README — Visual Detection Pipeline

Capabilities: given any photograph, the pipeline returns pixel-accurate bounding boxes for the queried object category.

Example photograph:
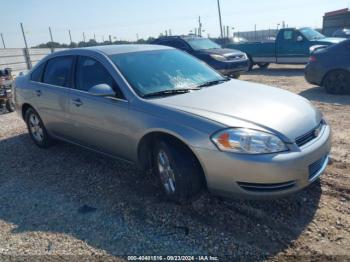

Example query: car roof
[53,44,173,56]
[154,35,203,42]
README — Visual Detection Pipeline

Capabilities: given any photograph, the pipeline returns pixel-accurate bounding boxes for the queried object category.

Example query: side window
[283,30,294,41]
[31,62,46,82]
[43,56,73,87]
[76,56,124,99]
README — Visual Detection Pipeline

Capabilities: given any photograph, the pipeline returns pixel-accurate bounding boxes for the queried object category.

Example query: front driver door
[66,55,133,161]
[277,29,309,64]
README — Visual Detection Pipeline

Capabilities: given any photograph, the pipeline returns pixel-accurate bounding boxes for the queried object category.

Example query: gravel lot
[0,64,349,261]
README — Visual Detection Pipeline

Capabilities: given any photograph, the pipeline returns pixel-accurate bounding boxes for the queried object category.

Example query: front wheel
[153,140,204,203]
[323,70,350,95]
[257,63,270,69]
[230,73,240,79]
[247,55,254,71]
[25,108,54,148]
[5,99,15,112]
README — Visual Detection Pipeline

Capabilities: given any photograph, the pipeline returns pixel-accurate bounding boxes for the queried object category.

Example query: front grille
[309,155,328,181]
[295,121,324,147]
[226,54,246,61]
[237,181,296,192]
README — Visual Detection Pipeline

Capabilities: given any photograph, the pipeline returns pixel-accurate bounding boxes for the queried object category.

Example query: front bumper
[212,60,250,76]
[305,63,324,86]
[193,124,331,199]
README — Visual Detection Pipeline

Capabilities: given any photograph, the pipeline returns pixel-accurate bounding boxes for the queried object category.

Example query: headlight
[210,54,227,62]
[211,128,288,154]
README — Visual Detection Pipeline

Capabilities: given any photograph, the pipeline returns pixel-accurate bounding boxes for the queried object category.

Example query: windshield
[110,49,225,97]
[300,28,325,40]
[184,38,221,50]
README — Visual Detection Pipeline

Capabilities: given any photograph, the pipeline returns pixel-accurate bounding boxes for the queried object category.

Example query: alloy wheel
[29,113,44,142]
[157,150,176,194]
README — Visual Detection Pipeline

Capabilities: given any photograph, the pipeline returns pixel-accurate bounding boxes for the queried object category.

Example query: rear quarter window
[283,31,294,40]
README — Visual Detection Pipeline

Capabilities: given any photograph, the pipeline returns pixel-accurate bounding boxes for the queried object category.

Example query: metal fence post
[20,23,32,69]
[23,48,32,70]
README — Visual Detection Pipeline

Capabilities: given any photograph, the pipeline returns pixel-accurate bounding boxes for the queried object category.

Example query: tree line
[34,37,157,48]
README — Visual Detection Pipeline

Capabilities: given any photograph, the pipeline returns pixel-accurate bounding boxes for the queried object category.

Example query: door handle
[35,90,42,97]
[72,98,83,107]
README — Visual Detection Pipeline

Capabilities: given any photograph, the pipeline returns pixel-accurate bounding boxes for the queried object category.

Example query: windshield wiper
[197,78,229,88]
[142,88,200,98]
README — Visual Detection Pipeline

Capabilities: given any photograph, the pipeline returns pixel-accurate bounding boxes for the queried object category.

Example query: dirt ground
[0,64,349,261]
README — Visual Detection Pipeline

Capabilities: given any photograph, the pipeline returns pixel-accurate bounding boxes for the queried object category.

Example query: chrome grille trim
[295,121,324,147]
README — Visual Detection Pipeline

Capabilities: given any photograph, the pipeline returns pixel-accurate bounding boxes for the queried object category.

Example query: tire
[323,70,350,95]
[257,63,270,69]
[5,100,15,112]
[230,73,241,79]
[247,55,254,71]
[152,139,204,203]
[25,108,54,148]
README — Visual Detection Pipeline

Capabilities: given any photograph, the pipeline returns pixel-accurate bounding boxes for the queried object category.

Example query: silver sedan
[15,45,331,202]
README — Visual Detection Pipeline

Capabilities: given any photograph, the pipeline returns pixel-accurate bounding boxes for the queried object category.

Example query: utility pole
[49,27,54,53]
[83,32,86,42]
[254,24,257,41]
[169,29,172,36]
[94,33,96,41]
[198,16,202,37]
[20,23,31,69]
[217,0,223,38]
[226,26,229,39]
[109,35,112,44]
[49,27,54,42]
[68,30,73,44]
[0,33,5,48]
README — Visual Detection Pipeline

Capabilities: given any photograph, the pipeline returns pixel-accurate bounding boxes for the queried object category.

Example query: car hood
[313,37,346,44]
[198,48,245,57]
[151,80,322,142]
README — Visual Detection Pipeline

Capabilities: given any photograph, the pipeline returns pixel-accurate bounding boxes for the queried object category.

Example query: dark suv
[152,36,250,78]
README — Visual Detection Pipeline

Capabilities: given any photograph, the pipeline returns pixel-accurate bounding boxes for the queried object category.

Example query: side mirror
[296,36,304,42]
[88,83,116,97]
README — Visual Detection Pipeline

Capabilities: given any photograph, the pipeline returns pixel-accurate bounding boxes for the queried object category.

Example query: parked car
[332,28,350,39]
[0,68,15,112]
[305,39,350,94]
[15,45,331,202]
[226,27,346,69]
[152,36,249,78]
[232,36,248,43]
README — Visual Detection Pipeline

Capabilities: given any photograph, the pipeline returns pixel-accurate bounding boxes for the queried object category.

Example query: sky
[0,0,349,48]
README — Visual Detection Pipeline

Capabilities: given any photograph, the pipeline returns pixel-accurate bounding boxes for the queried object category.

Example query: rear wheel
[152,139,204,203]
[25,108,54,148]
[323,70,350,95]
[5,100,15,112]
[257,63,270,69]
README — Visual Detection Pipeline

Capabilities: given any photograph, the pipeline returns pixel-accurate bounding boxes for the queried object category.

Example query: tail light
[0,77,5,85]
[309,56,317,62]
